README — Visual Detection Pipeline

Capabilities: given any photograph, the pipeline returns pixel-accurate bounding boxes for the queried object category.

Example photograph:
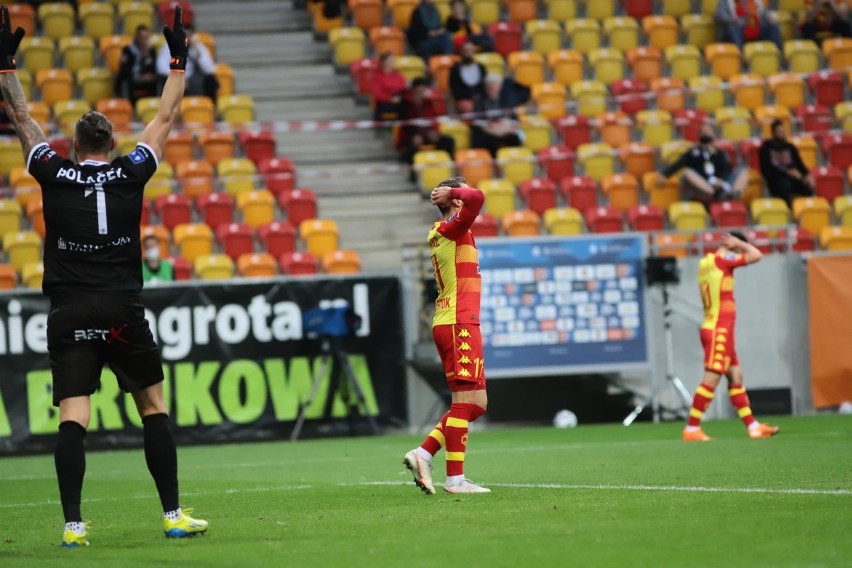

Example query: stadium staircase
[195,0,434,271]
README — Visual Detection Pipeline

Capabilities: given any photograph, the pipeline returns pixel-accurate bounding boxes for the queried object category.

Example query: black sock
[55,421,87,523]
[142,413,180,512]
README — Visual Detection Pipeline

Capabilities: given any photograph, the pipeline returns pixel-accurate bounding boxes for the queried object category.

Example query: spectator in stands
[398,77,455,169]
[408,0,454,59]
[471,74,522,157]
[801,0,851,42]
[445,0,494,53]
[715,0,782,49]
[156,23,218,100]
[116,25,158,105]
[658,122,748,204]
[372,52,408,121]
[759,119,815,207]
[448,42,486,114]
[142,235,174,286]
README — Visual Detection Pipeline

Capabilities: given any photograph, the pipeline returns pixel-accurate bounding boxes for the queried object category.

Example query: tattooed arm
[0,72,47,160]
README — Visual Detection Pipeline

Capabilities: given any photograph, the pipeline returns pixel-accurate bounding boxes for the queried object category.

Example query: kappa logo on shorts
[74,325,129,344]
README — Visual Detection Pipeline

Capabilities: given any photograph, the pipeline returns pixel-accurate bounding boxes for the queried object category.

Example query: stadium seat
[791,135,818,170]
[750,198,790,226]
[588,48,625,85]
[54,100,91,136]
[822,37,852,71]
[180,96,215,125]
[601,111,637,148]
[627,204,664,231]
[835,102,852,134]
[79,3,115,39]
[0,139,25,177]
[349,0,383,30]
[79,68,116,106]
[710,200,748,227]
[22,261,44,289]
[198,131,235,166]
[119,2,154,34]
[642,16,678,50]
[813,166,845,204]
[348,57,375,97]
[673,109,708,142]
[754,105,791,138]
[526,20,562,55]
[479,178,517,218]
[466,213,497,238]
[473,52,505,78]
[545,0,576,20]
[258,221,297,258]
[651,77,686,113]
[619,142,656,179]
[743,41,779,77]
[604,17,639,51]
[163,131,194,167]
[135,96,160,125]
[742,168,764,208]
[820,226,852,251]
[279,188,318,227]
[456,149,494,187]
[38,3,75,39]
[774,227,812,253]
[571,80,608,118]
[144,161,174,201]
[587,0,616,19]
[537,145,575,183]
[556,114,591,150]
[601,173,639,211]
[548,50,584,86]
[279,251,319,276]
[565,19,600,55]
[585,206,623,233]
[217,222,254,261]
[508,51,545,87]
[520,114,553,153]
[10,167,40,207]
[427,54,458,93]
[37,69,73,107]
[793,197,831,236]
[0,263,16,290]
[258,157,296,195]
[833,195,852,226]
[238,131,276,165]
[391,55,425,84]
[625,0,653,18]
[681,14,715,49]
[9,4,36,37]
[58,36,96,73]
[322,250,362,274]
[214,62,234,97]
[643,172,681,211]
[237,252,277,278]
[218,95,255,125]
[99,34,131,74]
[488,22,522,57]
[196,193,235,232]
[624,47,661,84]
[498,147,535,185]
[507,0,538,23]
[518,177,557,215]
[154,194,192,231]
[730,74,766,111]
[705,43,741,80]
[237,190,275,229]
[329,28,366,67]
[300,219,340,258]
[783,40,819,74]
[176,160,215,198]
[174,223,214,264]
[2,231,41,272]
[768,73,805,110]
[369,27,406,57]
[665,45,702,81]
[577,143,614,181]
[531,82,567,120]
[795,104,832,134]
[388,0,417,28]
[715,107,752,141]
[689,75,725,113]
[808,70,844,108]
[635,110,673,146]
[218,158,257,196]
[0,198,23,237]
[193,254,235,280]
[738,137,761,171]
[668,201,708,230]
[654,233,692,258]
[19,37,56,74]
[543,207,583,235]
[26,199,44,237]
[502,210,541,236]
[414,150,453,193]
[560,175,598,212]
[96,98,134,132]
[821,133,852,170]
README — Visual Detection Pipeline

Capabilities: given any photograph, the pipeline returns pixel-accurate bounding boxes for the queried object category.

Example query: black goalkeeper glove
[0,6,25,73]
[162,6,189,71]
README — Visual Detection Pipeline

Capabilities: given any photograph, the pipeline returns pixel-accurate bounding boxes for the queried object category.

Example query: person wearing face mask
[658,122,748,205]
[142,235,174,285]
[758,119,814,207]
[448,42,486,114]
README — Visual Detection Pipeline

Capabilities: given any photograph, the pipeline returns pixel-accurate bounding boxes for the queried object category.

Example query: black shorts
[47,301,164,406]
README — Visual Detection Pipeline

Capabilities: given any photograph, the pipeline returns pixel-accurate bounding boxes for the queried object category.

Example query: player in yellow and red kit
[403,177,491,494]
[683,231,781,441]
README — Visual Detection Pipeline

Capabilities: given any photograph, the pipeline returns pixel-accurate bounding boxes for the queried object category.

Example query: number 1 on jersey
[84,183,108,235]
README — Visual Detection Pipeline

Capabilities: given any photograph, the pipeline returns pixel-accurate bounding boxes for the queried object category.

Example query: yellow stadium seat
[642,15,678,50]
[729,74,766,111]
[218,95,255,124]
[118,2,154,34]
[26,101,50,130]
[214,63,234,97]
[54,99,91,136]
[439,120,470,152]
[519,114,553,152]
[2,231,41,272]
[665,44,702,81]
[531,82,567,120]
[144,162,174,200]
[300,219,340,258]
[751,198,790,226]
[21,261,44,289]
[0,199,22,238]
[526,20,562,55]
[565,19,600,55]
[635,110,673,147]
[754,105,791,138]
[586,0,615,19]
[116,134,140,157]
[790,135,818,170]
[36,68,73,107]
[662,0,691,16]
[741,169,763,208]
[19,37,56,74]
[79,3,115,39]
[328,27,365,67]
[181,96,215,125]
[474,52,505,77]
[456,148,493,187]
[502,210,541,236]
[414,150,453,193]
[767,73,805,110]
[58,36,96,72]
[705,43,741,80]
[821,226,852,250]
[743,41,779,77]
[322,250,362,274]
[218,158,257,196]
[571,80,607,118]
[643,171,681,211]
[395,55,426,83]
[548,50,584,86]
[833,195,852,226]
[194,254,235,280]
[835,102,852,133]
[681,14,715,49]
[99,35,131,74]
[822,37,852,71]
[468,0,499,23]
[588,47,624,85]
[235,252,277,278]
[783,40,819,74]
[601,173,639,211]
[668,201,708,230]
[77,67,113,106]
[792,197,831,236]
[577,142,615,181]
[479,178,516,217]
[546,0,576,20]
[543,207,583,235]
[174,223,214,263]
[715,106,752,141]
[603,17,639,51]
[236,190,275,229]
[497,147,535,185]
[701,0,719,15]
[508,51,545,87]
[662,141,694,170]
[38,3,75,40]
[688,75,725,113]
[135,97,160,125]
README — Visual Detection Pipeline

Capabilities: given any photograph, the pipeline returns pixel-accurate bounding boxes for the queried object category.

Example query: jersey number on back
[84,183,108,235]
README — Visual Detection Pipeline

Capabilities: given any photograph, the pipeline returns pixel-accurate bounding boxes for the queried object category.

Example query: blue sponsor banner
[477,234,650,378]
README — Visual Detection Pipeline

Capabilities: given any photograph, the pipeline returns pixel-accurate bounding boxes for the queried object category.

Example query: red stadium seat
[170,256,192,281]
[257,221,297,257]
[714,139,739,169]
[738,138,762,170]
[710,200,748,227]
[518,178,558,216]
[154,194,191,231]
[196,193,235,231]
[699,230,726,254]
[821,134,852,171]
[807,70,844,107]
[625,0,653,19]
[556,115,592,151]
[471,213,499,238]
[216,222,254,261]
[673,109,708,143]
[627,204,664,231]
[278,188,318,227]
[140,199,151,225]
[349,58,376,97]
[610,79,649,115]
[560,175,598,212]
[258,157,296,195]
[279,251,319,275]
[744,228,773,253]
[537,146,575,183]
[239,131,277,165]
[585,206,623,233]
[488,22,522,58]
[158,2,195,28]
[776,227,816,252]
[49,136,71,159]
[795,104,833,133]
[811,165,845,203]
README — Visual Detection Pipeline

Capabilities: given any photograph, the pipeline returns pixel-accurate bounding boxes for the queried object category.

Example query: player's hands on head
[0,6,25,72]
[431,186,453,207]
[721,233,741,250]
[163,6,189,71]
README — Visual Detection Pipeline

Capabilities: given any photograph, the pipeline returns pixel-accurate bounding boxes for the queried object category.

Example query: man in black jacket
[758,119,814,207]
[448,41,486,113]
[115,24,157,105]
[408,0,453,59]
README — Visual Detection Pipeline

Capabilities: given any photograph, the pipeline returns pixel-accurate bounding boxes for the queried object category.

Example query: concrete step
[193,0,308,33]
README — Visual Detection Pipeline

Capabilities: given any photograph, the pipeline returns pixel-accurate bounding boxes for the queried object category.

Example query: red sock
[687,382,716,428]
[729,385,757,428]
[444,403,474,477]
[420,412,449,456]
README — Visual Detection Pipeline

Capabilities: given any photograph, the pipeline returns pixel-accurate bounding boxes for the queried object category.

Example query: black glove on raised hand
[0,6,25,73]
[162,6,189,71]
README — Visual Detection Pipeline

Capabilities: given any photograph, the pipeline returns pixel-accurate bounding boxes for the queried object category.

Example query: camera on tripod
[303,301,362,339]
[645,256,680,287]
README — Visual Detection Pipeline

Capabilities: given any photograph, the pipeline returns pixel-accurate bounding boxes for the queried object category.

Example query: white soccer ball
[839,401,852,415]
[553,409,578,429]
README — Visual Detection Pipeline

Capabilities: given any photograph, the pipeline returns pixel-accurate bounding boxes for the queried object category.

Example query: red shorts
[433,323,486,392]
[700,323,739,374]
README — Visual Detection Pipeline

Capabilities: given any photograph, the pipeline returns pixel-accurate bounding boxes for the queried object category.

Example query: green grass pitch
[1,415,850,568]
